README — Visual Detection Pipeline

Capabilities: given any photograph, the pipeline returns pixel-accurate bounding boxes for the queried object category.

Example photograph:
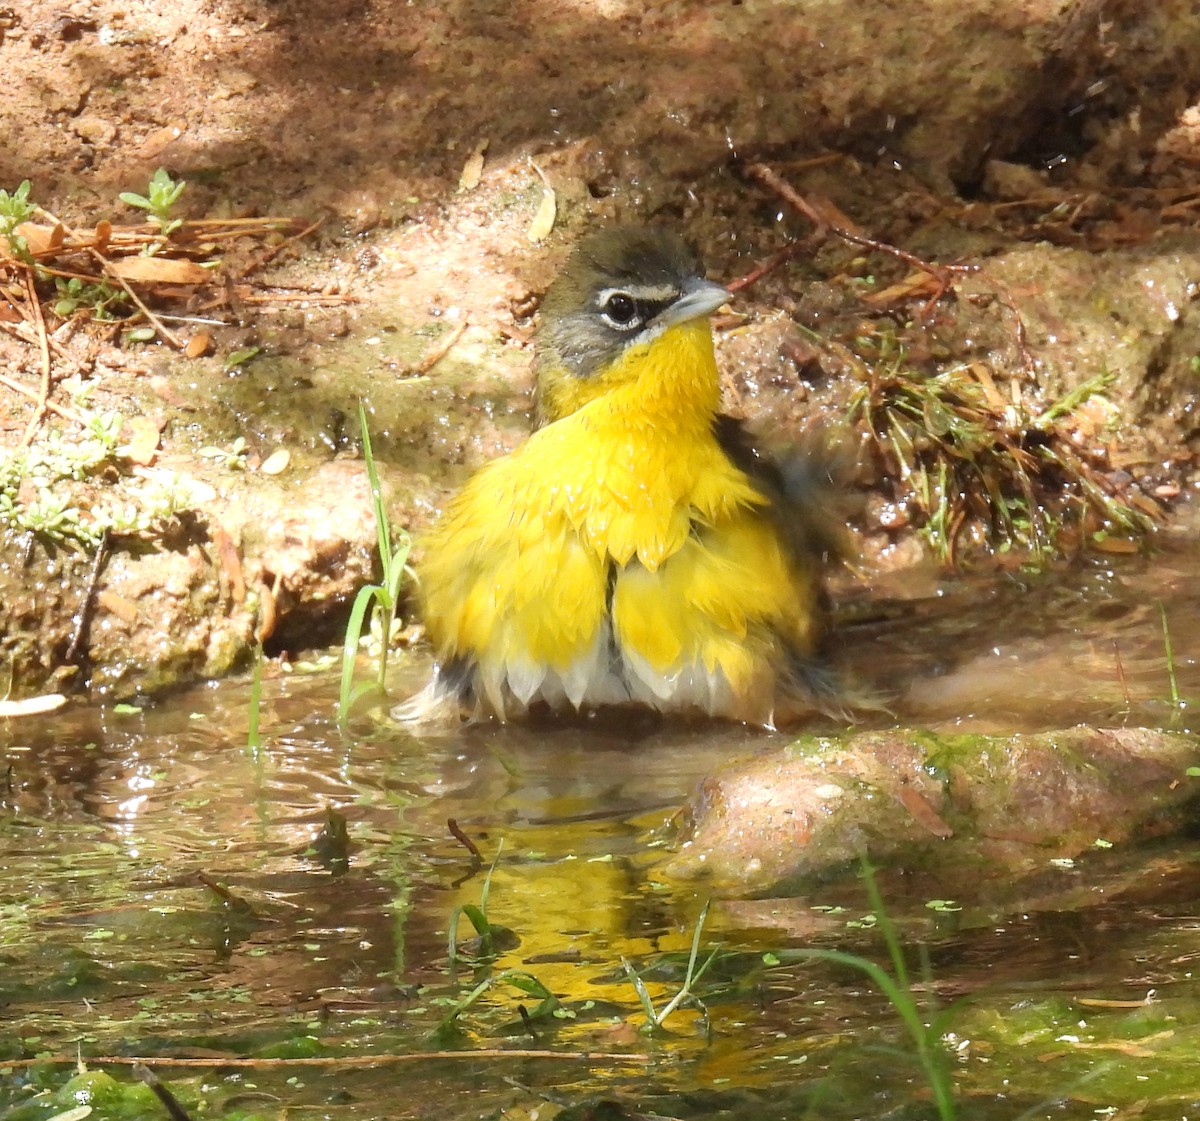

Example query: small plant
[196,436,249,470]
[0,411,197,549]
[7,490,81,545]
[434,969,561,1039]
[54,276,128,320]
[1160,602,1179,708]
[0,179,35,262]
[847,351,1156,565]
[337,402,412,726]
[622,900,721,1033]
[447,842,515,967]
[1158,601,1190,723]
[223,346,262,370]
[436,846,563,1037]
[119,168,186,244]
[793,861,956,1121]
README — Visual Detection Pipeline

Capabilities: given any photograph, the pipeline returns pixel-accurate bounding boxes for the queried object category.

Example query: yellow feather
[409,280,831,724]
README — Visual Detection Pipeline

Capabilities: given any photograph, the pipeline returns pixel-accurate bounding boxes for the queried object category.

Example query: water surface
[3,545,1200,1120]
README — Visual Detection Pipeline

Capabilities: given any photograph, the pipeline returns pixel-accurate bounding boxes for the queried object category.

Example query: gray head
[537,227,728,382]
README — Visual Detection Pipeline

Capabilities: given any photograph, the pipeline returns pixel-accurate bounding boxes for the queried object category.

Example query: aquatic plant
[437,842,566,1038]
[622,900,721,1033]
[1159,602,1181,711]
[246,643,264,754]
[447,841,511,968]
[434,969,563,1039]
[1157,602,1196,733]
[793,861,957,1121]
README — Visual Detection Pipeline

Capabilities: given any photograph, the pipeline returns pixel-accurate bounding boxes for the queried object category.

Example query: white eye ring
[597,289,641,330]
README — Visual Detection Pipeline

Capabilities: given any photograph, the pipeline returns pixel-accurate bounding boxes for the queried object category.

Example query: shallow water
[3,543,1200,1120]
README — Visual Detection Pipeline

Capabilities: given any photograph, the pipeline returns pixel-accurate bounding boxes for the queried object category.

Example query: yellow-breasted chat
[398,227,843,727]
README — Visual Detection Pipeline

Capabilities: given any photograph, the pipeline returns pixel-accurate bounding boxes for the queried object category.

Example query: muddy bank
[3,0,1200,699]
[6,1,1200,208]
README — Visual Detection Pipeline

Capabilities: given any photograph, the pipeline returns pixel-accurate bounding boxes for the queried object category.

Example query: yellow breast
[414,318,823,724]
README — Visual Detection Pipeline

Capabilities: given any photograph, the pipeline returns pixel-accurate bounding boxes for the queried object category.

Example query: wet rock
[252,458,379,649]
[666,726,1200,897]
[981,159,1051,201]
[0,457,382,700]
[0,537,92,696]
[0,517,257,700]
[86,516,258,696]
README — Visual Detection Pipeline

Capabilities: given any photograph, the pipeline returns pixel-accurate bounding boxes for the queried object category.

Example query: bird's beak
[651,278,730,331]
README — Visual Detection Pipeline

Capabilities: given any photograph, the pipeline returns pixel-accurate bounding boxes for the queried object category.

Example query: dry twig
[19,269,52,445]
[407,319,469,376]
[727,238,813,294]
[0,206,320,426]
[1,1049,653,1070]
[746,162,980,308]
[237,218,323,277]
[0,372,88,425]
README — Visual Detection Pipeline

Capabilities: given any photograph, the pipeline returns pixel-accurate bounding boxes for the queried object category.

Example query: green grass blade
[357,400,392,572]
[654,944,721,1025]
[1160,601,1181,709]
[479,839,503,913]
[683,899,711,987]
[338,583,382,726]
[460,903,490,937]
[433,976,493,1038]
[446,904,464,966]
[797,945,955,1118]
[355,399,410,689]
[245,643,264,755]
[862,860,909,993]
[620,955,659,1025]
[498,970,554,1000]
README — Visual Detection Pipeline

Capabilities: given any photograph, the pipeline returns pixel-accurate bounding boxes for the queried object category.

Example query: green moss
[54,1071,159,1116]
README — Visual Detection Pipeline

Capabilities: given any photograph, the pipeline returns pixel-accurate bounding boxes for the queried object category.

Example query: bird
[397,226,845,727]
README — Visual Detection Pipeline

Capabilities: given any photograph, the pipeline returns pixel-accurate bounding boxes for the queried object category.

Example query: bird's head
[534,227,729,424]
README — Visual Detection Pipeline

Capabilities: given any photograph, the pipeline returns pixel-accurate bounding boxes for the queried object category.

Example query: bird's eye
[600,291,639,329]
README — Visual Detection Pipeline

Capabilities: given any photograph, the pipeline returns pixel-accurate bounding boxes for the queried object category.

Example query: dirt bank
[3,0,1200,698]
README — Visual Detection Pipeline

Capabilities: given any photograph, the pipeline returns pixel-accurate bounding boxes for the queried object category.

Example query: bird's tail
[779,652,894,725]
[391,658,476,728]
